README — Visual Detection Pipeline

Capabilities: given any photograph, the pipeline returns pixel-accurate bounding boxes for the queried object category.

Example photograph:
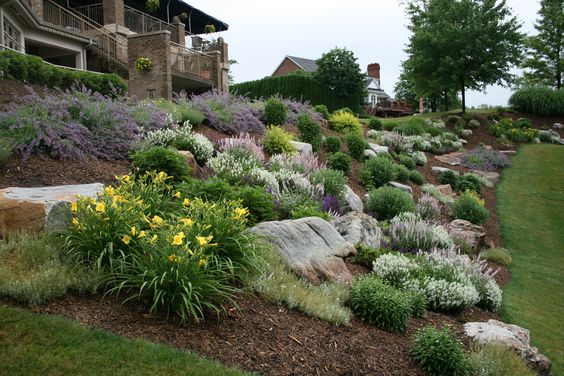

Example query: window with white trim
[3,18,22,51]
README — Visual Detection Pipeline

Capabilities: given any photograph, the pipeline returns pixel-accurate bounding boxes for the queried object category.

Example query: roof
[286,56,318,72]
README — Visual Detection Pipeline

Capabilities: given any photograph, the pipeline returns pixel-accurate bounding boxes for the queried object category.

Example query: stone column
[29,0,44,19]
[103,0,124,26]
[172,17,185,47]
[217,37,229,92]
[127,31,172,100]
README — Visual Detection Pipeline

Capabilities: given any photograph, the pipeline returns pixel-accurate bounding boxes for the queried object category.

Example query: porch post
[102,0,124,26]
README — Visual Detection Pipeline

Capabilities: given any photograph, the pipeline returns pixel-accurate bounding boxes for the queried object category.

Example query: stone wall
[127,30,172,100]
[102,0,124,26]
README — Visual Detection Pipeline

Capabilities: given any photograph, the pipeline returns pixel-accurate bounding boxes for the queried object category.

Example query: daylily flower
[172,231,186,246]
[95,202,106,213]
[122,235,131,245]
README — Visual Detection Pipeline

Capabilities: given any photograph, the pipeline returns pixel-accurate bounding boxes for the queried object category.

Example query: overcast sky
[189,0,540,107]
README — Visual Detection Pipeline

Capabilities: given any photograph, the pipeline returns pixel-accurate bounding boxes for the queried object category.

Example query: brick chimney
[367,63,381,83]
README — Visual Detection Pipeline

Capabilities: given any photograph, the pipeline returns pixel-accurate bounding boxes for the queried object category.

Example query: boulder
[553,122,563,130]
[331,212,382,249]
[500,150,516,155]
[435,152,463,165]
[364,149,377,159]
[0,184,103,238]
[389,182,413,195]
[367,143,389,154]
[436,184,455,196]
[178,150,199,174]
[464,320,552,376]
[343,185,364,213]
[431,166,459,175]
[470,170,501,185]
[251,217,356,284]
[448,219,486,254]
[289,141,313,155]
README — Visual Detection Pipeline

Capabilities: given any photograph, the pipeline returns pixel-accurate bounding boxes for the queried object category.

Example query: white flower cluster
[425,118,446,129]
[410,150,428,166]
[208,151,262,183]
[389,213,454,252]
[268,152,324,177]
[144,127,189,147]
[372,249,502,311]
[368,130,463,155]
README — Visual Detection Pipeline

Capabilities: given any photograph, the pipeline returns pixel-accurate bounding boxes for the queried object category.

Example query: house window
[3,18,22,51]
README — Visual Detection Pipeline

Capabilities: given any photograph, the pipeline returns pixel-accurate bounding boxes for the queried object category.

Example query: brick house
[0,0,230,99]
[272,55,318,76]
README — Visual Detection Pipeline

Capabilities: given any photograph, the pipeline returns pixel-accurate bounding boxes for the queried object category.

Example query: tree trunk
[443,90,448,111]
[461,80,466,113]
[431,98,437,112]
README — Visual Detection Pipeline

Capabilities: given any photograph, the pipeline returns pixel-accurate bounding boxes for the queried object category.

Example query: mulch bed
[2,290,498,376]
[0,155,129,190]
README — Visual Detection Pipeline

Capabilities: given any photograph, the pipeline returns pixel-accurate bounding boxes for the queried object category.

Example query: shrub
[410,150,427,165]
[218,132,265,162]
[190,90,264,134]
[264,97,288,126]
[0,232,97,305]
[130,147,190,182]
[451,192,489,225]
[0,87,166,160]
[467,119,480,129]
[154,99,205,125]
[509,86,564,116]
[399,155,416,169]
[330,111,362,134]
[268,152,324,176]
[461,146,511,171]
[469,343,537,376]
[346,132,366,161]
[411,326,471,376]
[282,98,326,125]
[409,170,424,186]
[290,203,331,221]
[0,50,126,96]
[168,124,214,165]
[479,247,512,266]
[262,126,295,155]
[456,175,481,193]
[417,194,441,220]
[395,119,426,135]
[354,244,390,267]
[309,168,347,201]
[359,156,397,188]
[351,275,413,331]
[421,183,455,205]
[394,164,410,183]
[389,213,453,252]
[325,135,342,153]
[369,117,383,130]
[207,150,270,188]
[314,104,330,120]
[438,170,458,187]
[367,187,415,221]
[297,114,322,152]
[327,152,352,175]
[0,137,11,166]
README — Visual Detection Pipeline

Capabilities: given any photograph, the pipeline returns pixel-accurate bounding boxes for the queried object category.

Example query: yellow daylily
[122,235,131,245]
[233,207,249,220]
[172,231,186,246]
[138,230,146,238]
[149,234,158,244]
[72,218,79,226]
[130,226,137,236]
[198,258,207,267]
[104,186,115,196]
[174,191,181,198]
[196,235,213,247]
[179,218,194,227]
[151,215,164,227]
[183,198,191,207]
[70,201,78,212]
[121,175,131,182]
[167,253,183,263]
[95,202,106,214]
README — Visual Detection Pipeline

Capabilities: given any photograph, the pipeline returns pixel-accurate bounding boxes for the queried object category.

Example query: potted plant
[135,57,153,72]
[146,0,159,12]
[204,24,216,34]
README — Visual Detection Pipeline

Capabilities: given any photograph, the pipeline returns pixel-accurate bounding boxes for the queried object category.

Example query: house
[272,55,317,76]
[0,0,230,99]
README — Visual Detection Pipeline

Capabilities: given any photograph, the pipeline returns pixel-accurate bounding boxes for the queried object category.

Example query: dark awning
[149,0,229,34]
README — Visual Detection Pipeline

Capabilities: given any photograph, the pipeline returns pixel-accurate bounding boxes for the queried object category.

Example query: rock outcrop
[331,212,382,249]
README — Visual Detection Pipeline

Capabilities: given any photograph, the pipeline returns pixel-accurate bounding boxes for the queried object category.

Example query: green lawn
[0,305,252,376]
[497,144,564,375]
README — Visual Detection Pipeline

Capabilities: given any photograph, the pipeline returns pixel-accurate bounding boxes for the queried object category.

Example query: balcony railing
[73,3,103,25]
[42,0,128,65]
[124,5,178,42]
[170,42,215,80]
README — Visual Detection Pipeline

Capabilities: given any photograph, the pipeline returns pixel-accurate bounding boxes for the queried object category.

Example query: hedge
[0,50,127,97]
[231,73,362,113]
[508,87,564,117]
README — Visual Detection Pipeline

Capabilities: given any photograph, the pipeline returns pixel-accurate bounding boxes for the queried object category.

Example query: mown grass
[497,144,564,375]
[0,305,253,376]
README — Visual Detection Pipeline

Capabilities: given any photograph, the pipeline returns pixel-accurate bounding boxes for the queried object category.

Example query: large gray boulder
[389,181,413,195]
[431,166,459,175]
[435,152,463,165]
[342,185,364,213]
[470,169,501,185]
[331,212,382,249]
[464,320,552,376]
[448,219,486,254]
[0,183,103,238]
[367,143,389,154]
[289,141,313,155]
[251,217,356,284]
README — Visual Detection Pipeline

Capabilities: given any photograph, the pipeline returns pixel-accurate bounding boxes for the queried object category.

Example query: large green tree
[404,0,523,112]
[521,0,564,89]
[315,48,365,101]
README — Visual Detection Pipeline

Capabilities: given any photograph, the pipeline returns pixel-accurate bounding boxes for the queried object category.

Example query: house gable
[272,57,303,76]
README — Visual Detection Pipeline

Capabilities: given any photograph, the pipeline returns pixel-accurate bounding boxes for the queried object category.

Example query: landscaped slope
[497,144,564,375]
[0,305,251,376]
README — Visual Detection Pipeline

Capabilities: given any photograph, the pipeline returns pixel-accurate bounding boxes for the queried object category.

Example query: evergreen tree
[521,0,564,89]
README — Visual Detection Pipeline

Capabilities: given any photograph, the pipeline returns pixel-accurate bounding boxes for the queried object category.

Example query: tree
[521,0,564,89]
[228,59,238,85]
[404,0,523,112]
[315,48,365,102]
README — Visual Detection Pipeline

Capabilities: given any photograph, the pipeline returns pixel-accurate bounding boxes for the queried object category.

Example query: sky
[189,0,541,107]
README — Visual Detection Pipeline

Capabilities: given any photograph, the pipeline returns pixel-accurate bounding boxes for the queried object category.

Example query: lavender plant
[461,146,511,171]
[416,194,441,220]
[281,98,324,125]
[218,132,265,161]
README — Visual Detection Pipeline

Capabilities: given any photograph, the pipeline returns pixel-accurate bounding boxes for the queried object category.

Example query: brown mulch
[2,290,498,376]
[0,155,129,189]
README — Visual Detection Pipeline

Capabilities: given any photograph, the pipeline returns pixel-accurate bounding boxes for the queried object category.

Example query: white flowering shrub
[208,150,262,184]
[372,249,502,311]
[427,118,446,129]
[268,152,324,177]
[369,130,462,156]
[389,214,454,252]
[410,151,428,165]
[144,127,186,147]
